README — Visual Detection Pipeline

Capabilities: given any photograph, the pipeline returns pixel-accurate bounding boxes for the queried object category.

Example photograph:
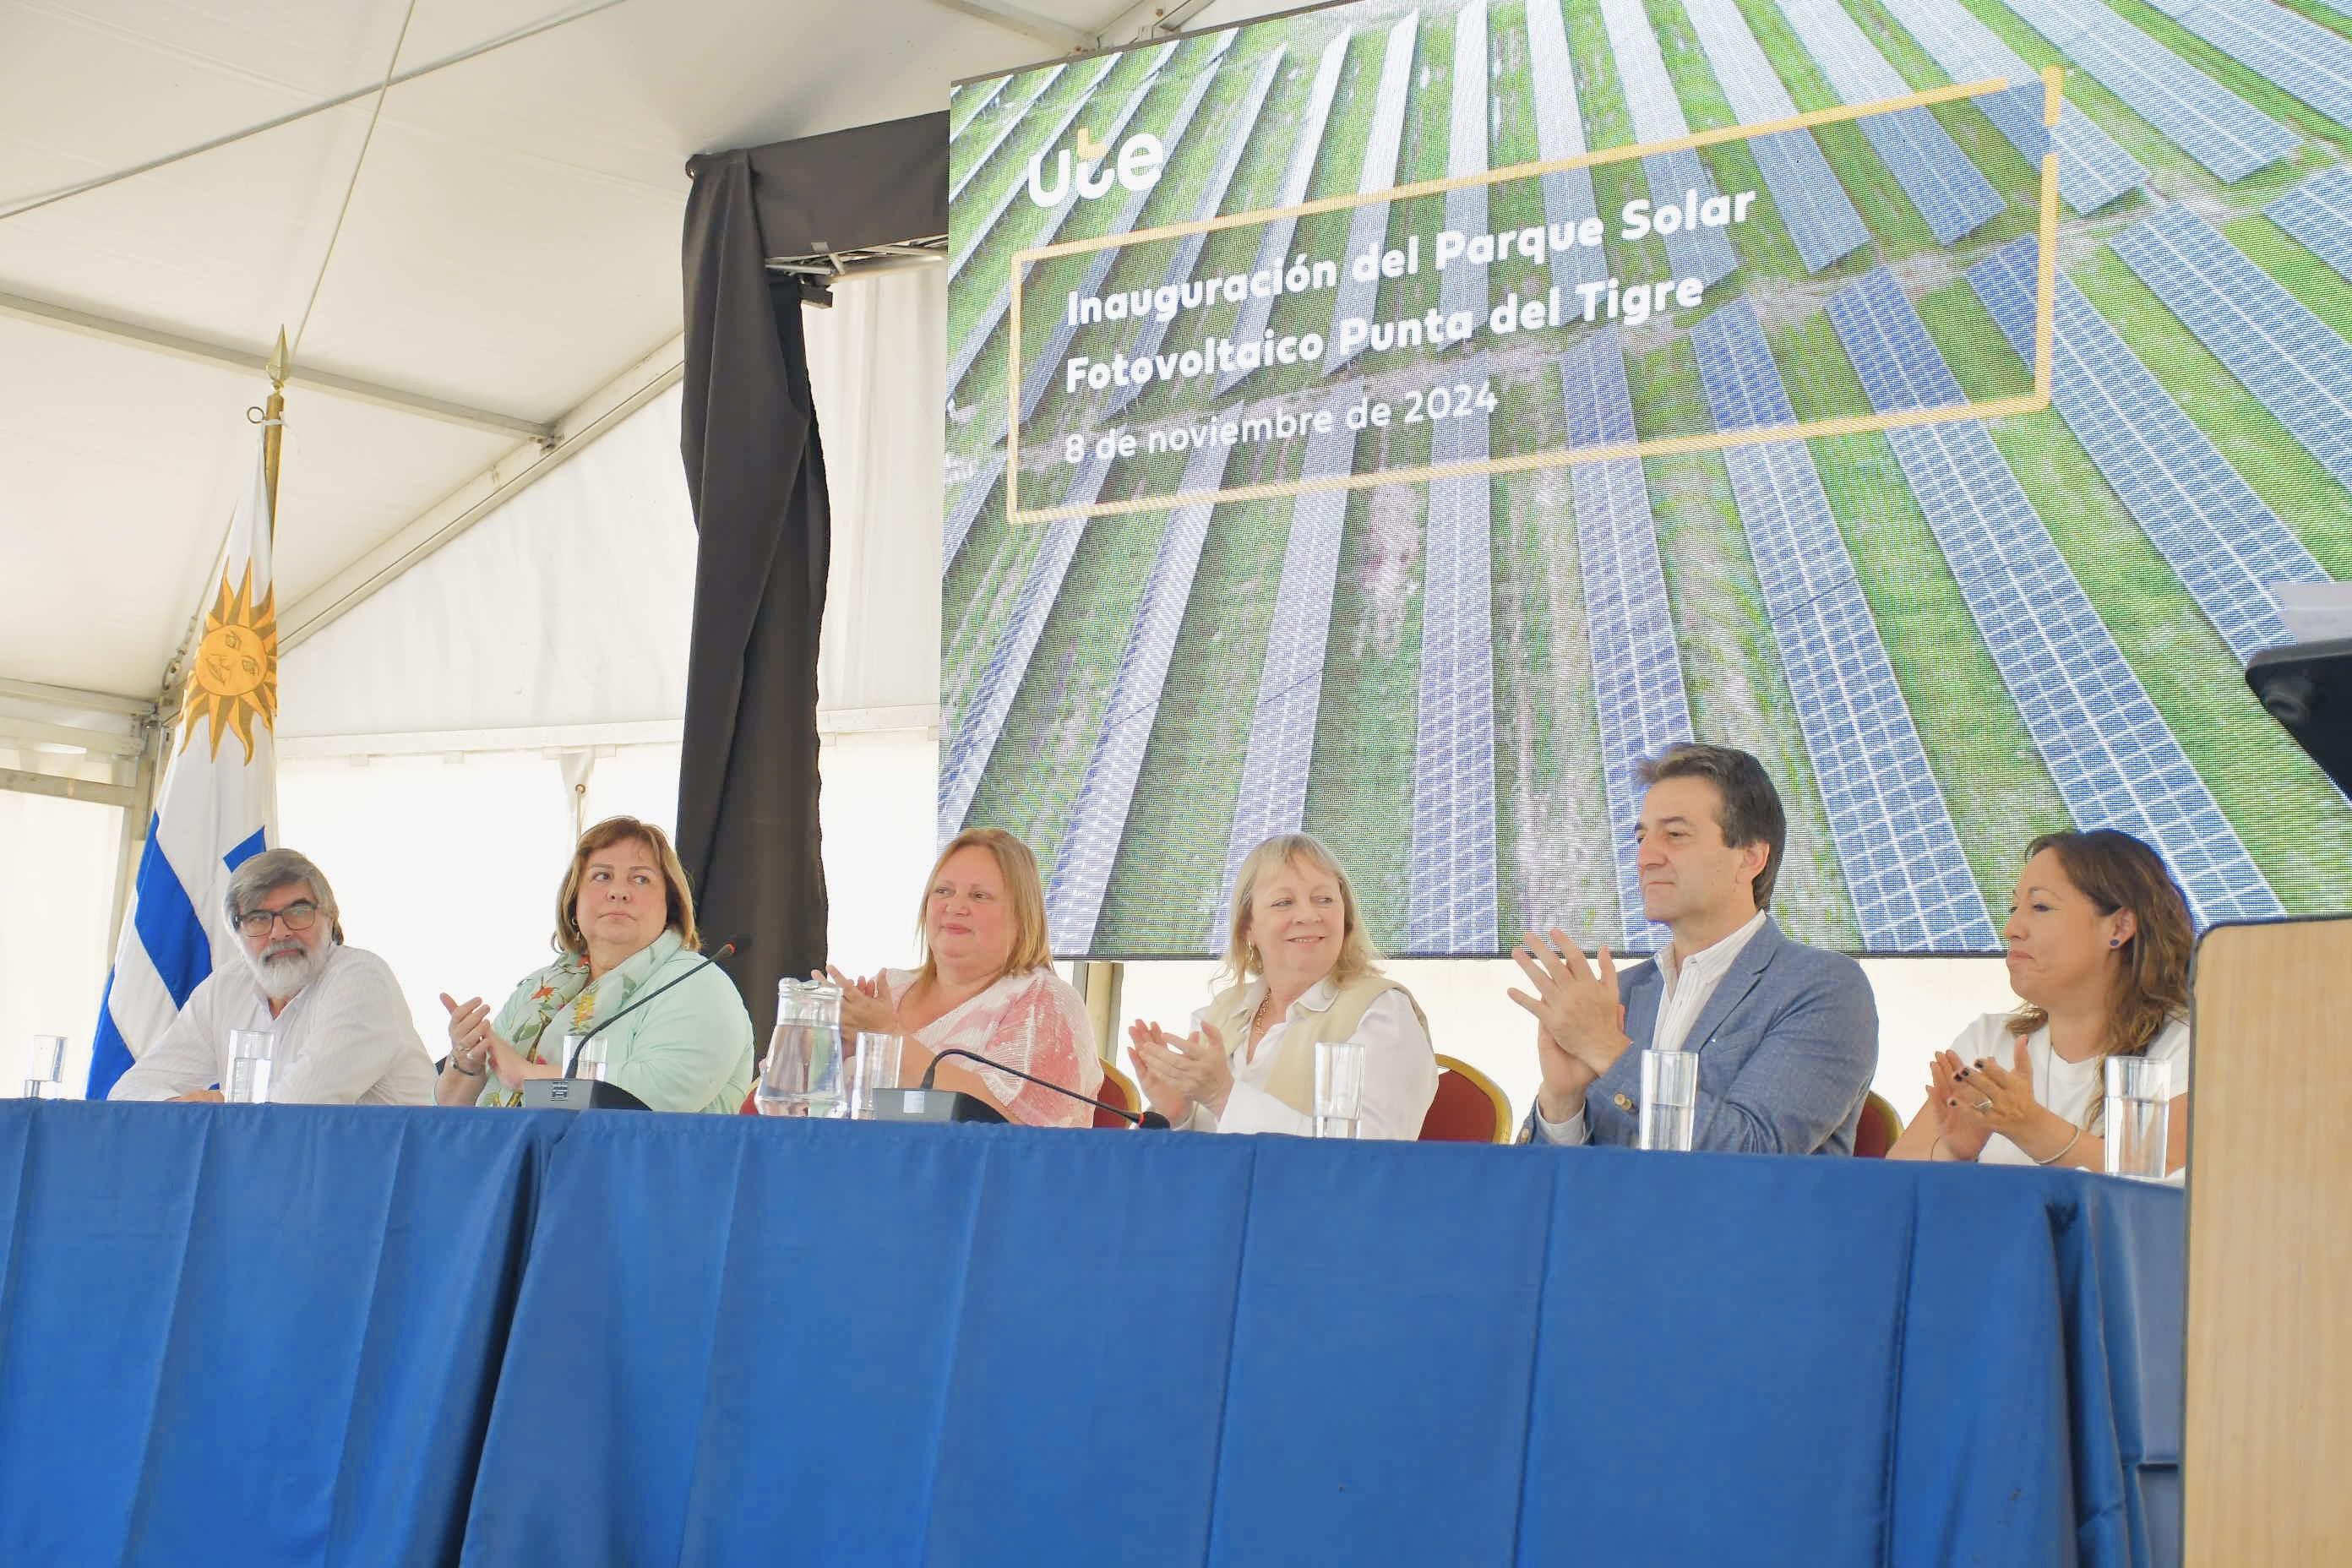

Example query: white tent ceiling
[0,0,1255,702]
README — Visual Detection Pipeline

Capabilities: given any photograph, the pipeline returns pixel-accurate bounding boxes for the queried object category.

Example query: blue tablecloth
[0,1103,2182,1566]
[465,1115,2183,1568]
[0,1101,558,1565]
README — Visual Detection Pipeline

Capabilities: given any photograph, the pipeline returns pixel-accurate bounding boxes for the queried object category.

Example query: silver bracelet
[2035,1126,2083,1167]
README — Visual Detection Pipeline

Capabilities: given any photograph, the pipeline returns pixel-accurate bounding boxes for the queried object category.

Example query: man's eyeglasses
[236,900,320,937]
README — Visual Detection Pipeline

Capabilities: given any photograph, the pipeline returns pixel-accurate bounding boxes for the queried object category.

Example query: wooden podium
[2185,915,2352,1560]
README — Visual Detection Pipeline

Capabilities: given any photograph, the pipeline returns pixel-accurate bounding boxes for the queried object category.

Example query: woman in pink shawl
[829,828,1101,1128]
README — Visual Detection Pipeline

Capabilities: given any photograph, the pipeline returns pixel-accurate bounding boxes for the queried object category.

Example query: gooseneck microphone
[920,1046,1170,1129]
[562,940,738,1079]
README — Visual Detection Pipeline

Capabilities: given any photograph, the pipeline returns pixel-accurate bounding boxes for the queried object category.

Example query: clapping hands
[1506,929,1631,1119]
[824,966,905,1040]
[1125,1019,1233,1122]
[1924,1048,1994,1159]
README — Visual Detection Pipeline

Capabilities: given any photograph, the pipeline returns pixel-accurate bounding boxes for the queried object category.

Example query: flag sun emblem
[182,564,277,761]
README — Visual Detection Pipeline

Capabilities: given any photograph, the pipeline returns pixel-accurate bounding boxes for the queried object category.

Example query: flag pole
[262,327,288,541]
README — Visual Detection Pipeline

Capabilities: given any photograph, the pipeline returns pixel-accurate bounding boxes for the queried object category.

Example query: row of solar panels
[939,0,2349,950]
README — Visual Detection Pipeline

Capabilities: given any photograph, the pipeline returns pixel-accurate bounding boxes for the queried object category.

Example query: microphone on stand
[864,1046,1169,1128]
[522,941,738,1113]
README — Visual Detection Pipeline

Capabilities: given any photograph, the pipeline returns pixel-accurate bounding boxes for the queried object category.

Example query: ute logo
[1026,127,1164,207]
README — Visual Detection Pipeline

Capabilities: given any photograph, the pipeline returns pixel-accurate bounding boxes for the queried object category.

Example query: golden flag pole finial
[262,328,288,542]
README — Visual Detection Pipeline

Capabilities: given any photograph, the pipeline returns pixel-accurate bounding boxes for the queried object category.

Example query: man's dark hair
[1633,743,1787,909]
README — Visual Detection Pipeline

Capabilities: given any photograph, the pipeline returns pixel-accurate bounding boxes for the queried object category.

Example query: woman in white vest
[1126,833,1437,1138]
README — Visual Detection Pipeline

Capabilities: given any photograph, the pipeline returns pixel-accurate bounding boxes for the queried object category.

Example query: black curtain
[676,150,832,1048]
[676,117,946,1047]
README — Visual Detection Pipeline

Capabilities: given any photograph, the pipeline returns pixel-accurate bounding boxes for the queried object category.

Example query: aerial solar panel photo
[939,0,2352,959]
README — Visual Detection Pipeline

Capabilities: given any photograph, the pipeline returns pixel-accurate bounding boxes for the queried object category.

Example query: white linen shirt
[1536,909,1769,1146]
[1955,1013,2192,1178]
[108,943,435,1106]
[1176,977,1437,1139]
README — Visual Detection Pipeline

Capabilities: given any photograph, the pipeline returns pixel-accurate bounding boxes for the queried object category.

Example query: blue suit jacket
[1525,918,1877,1154]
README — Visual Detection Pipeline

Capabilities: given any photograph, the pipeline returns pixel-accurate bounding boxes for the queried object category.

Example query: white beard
[242,940,324,1002]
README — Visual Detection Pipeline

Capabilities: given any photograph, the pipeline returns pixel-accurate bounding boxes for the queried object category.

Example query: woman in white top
[1126,833,1437,1138]
[1889,829,2193,1178]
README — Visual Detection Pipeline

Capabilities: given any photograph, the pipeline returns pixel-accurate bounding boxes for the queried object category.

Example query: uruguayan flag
[87,429,280,1097]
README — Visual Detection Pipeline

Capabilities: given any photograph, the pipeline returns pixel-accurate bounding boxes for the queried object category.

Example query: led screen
[942,0,2352,957]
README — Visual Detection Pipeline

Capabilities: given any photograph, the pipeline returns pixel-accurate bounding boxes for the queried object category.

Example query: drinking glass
[1314,1039,1366,1139]
[571,1034,609,1083]
[757,977,845,1118]
[23,1034,66,1100]
[1637,1049,1697,1152]
[226,1029,276,1104]
[2103,1057,2175,1181]
[848,1034,904,1120]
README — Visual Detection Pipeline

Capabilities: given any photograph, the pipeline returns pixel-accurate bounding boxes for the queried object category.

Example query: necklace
[1249,990,1281,1058]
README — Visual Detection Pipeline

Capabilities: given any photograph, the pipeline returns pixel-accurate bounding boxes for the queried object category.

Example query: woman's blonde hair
[915,827,1051,987]
[1220,833,1380,990]
[554,816,701,956]
[2007,829,2191,1123]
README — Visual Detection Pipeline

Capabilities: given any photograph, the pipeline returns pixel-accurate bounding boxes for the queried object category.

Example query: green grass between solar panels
[939,509,1045,737]
[1642,0,1811,286]
[964,44,1228,465]
[1092,467,1304,956]
[1941,0,2350,205]
[2278,0,2352,43]
[1927,0,2189,198]
[1568,2,1683,300]
[1727,0,1941,262]
[1117,34,1325,428]
[950,71,1045,166]
[1086,25,1378,952]
[945,45,1253,729]
[961,455,1183,857]
[2224,212,2352,351]
[1485,0,1549,935]
[1298,22,1451,951]
[2095,0,2352,164]
[1490,375,1625,939]
[1252,26,1391,401]
[1490,1,1533,160]
[1302,419,1429,950]
[1772,312,2070,919]
[1351,8,1450,386]
[1626,333,1865,948]
[1836,0,2044,223]
[1923,279,2352,912]
[2068,248,2352,577]
[948,81,990,147]
[1486,6,1552,332]
[1016,40,1281,452]
[945,57,1124,353]
[949,73,1046,199]
[1492,6,1662,937]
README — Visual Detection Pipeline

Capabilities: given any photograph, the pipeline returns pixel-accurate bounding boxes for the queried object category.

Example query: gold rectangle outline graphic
[1003,68,2061,525]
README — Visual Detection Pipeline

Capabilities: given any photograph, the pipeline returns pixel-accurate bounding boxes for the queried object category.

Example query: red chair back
[1095,1061,1139,1128]
[1419,1055,1511,1143]
[1853,1091,1903,1158]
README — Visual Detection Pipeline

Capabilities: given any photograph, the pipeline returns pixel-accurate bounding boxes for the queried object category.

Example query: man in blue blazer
[1511,743,1877,1153]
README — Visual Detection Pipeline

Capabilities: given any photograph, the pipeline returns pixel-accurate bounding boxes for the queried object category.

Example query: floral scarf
[482,928,686,1108]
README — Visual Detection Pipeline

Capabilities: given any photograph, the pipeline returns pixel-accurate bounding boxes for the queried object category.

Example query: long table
[0,1102,2182,1565]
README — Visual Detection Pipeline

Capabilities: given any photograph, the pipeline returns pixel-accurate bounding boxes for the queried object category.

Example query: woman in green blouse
[436,815,753,1113]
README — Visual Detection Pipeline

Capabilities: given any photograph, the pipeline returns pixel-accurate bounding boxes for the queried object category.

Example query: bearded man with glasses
[108,847,433,1105]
